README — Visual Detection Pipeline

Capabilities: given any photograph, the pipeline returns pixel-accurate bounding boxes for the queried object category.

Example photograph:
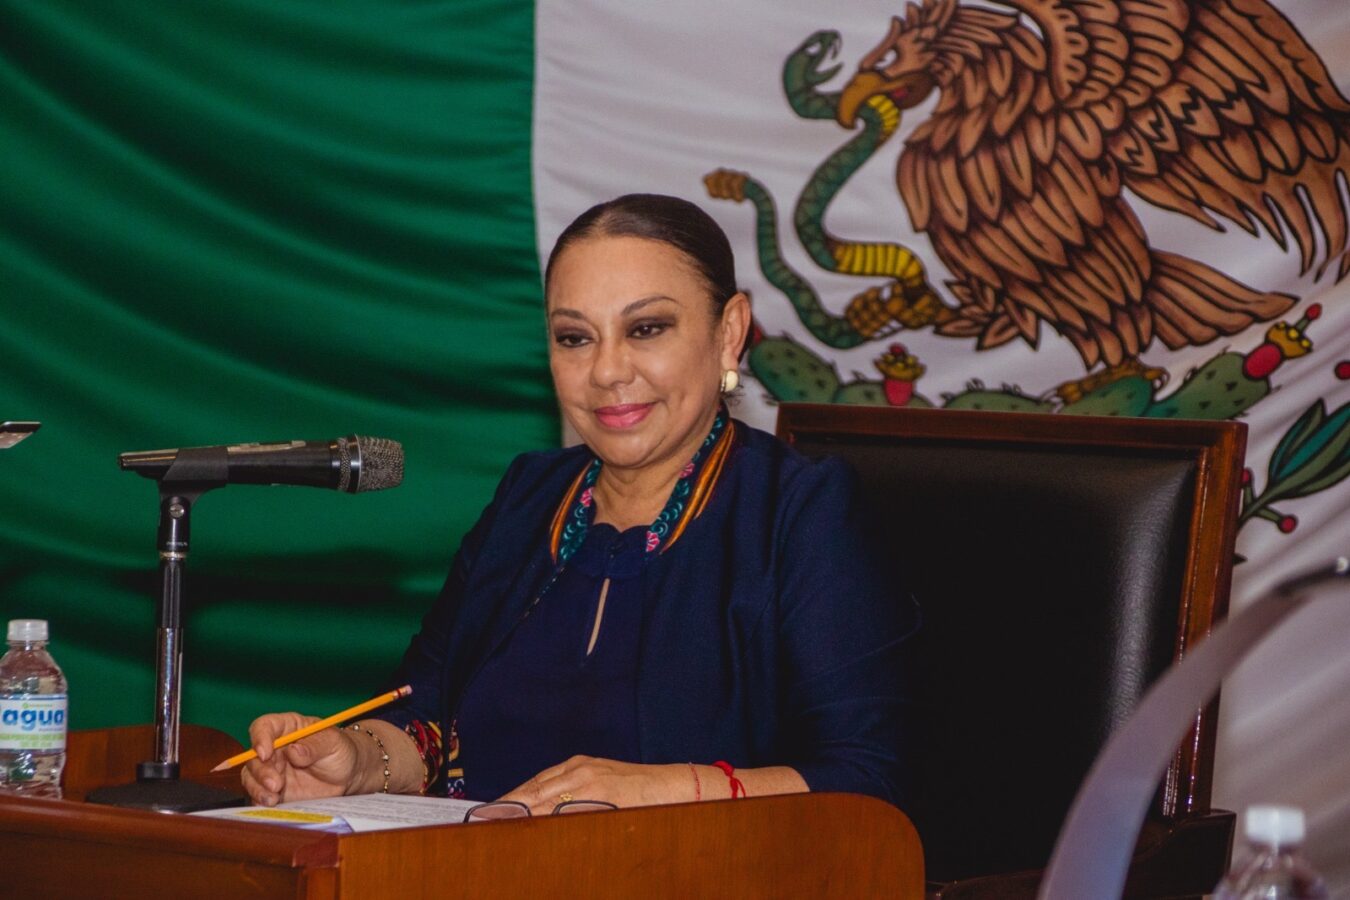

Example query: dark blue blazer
[380,422,918,806]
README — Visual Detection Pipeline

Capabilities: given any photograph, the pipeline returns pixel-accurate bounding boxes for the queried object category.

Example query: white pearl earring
[720,369,740,394]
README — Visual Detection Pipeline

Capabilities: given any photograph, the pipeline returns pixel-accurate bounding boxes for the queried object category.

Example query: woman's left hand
[499,756,693,813]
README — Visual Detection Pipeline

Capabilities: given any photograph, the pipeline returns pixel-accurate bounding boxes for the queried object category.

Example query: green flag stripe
[0,0,550,739]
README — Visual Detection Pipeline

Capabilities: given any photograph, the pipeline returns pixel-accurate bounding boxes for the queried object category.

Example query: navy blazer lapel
[445,454,589,710]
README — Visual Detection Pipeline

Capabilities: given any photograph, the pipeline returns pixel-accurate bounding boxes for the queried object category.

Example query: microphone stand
[87,481,244,812]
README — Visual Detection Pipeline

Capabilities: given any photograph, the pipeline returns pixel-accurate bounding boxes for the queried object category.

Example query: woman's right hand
[241,712,359,806]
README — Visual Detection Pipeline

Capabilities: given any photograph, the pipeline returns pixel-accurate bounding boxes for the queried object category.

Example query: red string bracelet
[688,763,702,802]
[712,760,746,799]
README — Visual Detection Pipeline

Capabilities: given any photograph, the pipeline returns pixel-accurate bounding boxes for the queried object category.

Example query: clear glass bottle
[1215,805,1329,899]
[0,619,68,798]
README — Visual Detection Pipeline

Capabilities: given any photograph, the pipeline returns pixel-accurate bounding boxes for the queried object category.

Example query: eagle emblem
[835,0,1350,370]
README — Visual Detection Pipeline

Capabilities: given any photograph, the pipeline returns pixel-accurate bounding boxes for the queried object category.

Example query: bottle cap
[1245,805,1305,846]
[6,619,48,642]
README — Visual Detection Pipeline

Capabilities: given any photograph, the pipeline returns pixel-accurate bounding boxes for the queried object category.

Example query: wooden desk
[0,726,923,898]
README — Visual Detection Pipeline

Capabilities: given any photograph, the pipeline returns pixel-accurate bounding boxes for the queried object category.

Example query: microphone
[119,435,403,493]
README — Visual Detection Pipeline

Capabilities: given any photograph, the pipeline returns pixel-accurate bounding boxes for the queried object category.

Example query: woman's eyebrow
[621,294,680,316]
[548,294,680,321]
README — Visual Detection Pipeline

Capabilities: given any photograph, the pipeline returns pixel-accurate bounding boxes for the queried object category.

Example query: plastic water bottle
[1215,805,1329,899]
[0,619,68,798]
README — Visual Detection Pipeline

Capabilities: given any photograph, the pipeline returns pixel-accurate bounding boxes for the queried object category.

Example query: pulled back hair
[544,194,739,314]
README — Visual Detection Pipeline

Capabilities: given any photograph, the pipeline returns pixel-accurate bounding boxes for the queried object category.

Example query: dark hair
[544,193,739,312]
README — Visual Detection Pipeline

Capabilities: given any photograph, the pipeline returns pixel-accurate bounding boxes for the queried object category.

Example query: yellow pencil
[210,685,413,772]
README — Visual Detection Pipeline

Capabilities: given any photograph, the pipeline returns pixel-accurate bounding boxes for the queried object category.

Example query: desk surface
[0,726,924,899]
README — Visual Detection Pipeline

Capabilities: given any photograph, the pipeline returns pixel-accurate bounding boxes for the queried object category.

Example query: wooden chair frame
[776,403,1246,897]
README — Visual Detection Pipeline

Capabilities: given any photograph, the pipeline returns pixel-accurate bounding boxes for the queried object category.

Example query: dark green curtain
[0,1,555,742]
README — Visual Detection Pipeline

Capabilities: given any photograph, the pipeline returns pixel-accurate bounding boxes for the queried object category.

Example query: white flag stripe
[535,0,1350,886]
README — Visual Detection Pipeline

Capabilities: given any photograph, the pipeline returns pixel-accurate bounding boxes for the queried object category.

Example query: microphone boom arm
[89,433,401,811]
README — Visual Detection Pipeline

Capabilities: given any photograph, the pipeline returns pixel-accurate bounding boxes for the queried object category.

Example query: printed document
[192,794,481,832]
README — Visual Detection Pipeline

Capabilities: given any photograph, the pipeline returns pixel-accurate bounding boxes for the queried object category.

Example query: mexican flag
[3,0,1349,882]
[537,2,1350,880]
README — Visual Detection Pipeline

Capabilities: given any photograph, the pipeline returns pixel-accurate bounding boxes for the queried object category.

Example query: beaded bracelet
[688,762,702,802]
[350,723,391,793]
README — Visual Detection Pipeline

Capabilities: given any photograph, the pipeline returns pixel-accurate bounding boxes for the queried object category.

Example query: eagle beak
[837,70,887,128]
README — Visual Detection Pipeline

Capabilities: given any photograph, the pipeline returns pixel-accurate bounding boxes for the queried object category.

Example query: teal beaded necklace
[555,408,730,564]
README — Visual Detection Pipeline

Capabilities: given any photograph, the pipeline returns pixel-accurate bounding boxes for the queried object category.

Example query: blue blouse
[376,420,918,808]
[453,522,647,800]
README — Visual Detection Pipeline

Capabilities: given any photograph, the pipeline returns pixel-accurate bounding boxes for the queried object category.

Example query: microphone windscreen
[354,436,403,492]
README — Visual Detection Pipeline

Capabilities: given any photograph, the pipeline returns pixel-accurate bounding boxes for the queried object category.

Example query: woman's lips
[595,402,655,429]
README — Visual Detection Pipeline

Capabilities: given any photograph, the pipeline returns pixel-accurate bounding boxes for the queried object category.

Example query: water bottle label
[0,694,68,751]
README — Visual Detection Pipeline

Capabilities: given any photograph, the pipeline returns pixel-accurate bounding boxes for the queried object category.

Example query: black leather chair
[776,404,1245,899]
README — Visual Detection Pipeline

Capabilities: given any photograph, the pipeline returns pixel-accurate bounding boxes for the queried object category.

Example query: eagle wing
[1116,0,1350,281]
[897,0,1315,366]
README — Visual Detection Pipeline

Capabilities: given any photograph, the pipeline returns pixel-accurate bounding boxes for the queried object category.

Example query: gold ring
[557,793,574,804]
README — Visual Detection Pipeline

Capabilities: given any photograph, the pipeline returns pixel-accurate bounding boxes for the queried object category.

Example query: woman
[242,194,916,812]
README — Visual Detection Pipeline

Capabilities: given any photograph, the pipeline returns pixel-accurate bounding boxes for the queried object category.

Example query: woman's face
[546,234,748,475]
